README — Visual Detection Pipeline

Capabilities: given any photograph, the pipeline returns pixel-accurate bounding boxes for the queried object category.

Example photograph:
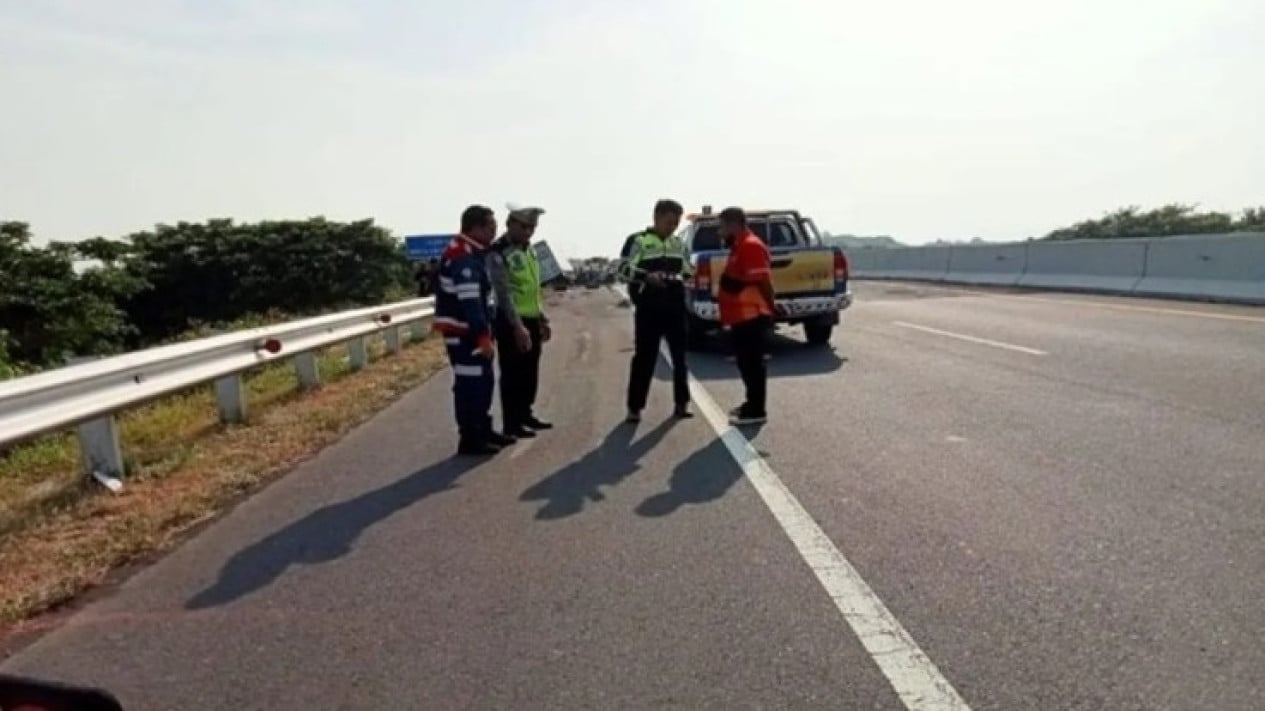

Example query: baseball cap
[506,202,546,226]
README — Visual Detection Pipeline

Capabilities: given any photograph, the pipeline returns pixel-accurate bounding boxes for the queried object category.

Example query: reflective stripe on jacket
[432,235,493,346]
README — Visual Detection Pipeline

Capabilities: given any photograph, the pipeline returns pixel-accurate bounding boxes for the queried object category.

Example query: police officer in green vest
[488,204,553,438]
[619,198,693,422]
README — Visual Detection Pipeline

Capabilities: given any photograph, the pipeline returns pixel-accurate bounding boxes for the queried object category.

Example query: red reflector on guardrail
[261,338,283,354]
[378,314,393,324]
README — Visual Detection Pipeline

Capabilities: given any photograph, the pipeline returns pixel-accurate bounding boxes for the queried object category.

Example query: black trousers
[730,316,771,415]
[494,316,543,429]
[627,301,689,411]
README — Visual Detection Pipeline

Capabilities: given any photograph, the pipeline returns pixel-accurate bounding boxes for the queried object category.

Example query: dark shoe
[673,405,694,419]
[728,407,767,426]
[626,409,642,423]
[458,440,500,456]
[505,426,537,439]
[487,431,517,447]
[523,416,553,430]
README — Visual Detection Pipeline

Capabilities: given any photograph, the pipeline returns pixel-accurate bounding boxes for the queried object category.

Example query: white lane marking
[1004,293,1265,324]
[509,437,536,460]
[892,321,1047,356]
[661,346,970,709]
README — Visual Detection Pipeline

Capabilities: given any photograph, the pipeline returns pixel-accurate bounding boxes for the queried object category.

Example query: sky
[2,0,1263,260]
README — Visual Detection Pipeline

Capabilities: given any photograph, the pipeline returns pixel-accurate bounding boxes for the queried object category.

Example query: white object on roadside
[92,470,124,493]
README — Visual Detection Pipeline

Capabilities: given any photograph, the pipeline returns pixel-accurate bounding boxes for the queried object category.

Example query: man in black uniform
[620,199,693,422]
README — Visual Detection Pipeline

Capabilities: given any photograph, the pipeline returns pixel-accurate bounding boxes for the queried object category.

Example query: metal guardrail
[0,297,435,487]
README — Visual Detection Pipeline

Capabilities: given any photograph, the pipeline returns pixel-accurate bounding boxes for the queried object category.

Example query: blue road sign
[404,234,452,262]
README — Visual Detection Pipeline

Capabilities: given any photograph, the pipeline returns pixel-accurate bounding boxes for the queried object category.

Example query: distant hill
[821,233,906,250]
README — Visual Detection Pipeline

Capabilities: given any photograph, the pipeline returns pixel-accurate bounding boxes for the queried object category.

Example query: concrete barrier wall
[848,232,1265,305]
[869,246,951,281]
[848,249,880,273]
[944,244,1029,286]
[1018,239,1148,293]
[1133,232,1265,304]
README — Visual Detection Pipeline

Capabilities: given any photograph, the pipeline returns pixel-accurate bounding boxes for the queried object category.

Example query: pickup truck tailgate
[702,248,837,297]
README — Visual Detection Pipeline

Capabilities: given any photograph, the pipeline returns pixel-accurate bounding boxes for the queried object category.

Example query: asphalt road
[4,281,1264,710]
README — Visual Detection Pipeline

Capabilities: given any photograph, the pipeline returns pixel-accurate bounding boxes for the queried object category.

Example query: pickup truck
[679,208,853,348]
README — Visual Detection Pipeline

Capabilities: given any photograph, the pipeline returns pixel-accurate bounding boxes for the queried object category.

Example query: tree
[0,222,142,368]
[1239,207,1265,231]
[0,336,17,380]
[0,216,414,369]
[120,217,413,343]
[1043,204,1262,241]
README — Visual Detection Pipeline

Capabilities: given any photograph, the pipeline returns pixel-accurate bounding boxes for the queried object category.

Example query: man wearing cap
[487,203,554,439]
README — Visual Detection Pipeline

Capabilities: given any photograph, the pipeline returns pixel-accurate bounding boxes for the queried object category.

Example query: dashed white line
[892,321,1047,356]
[670,349,972,709]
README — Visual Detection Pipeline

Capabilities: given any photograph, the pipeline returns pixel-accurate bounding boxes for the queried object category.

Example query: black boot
[487,430,517,447]
[523,415,553,430]
[505,424,537,438]
[458,439,500,456]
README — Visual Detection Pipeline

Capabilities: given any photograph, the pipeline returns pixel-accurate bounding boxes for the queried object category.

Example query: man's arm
[756,279,776,313]
[453,255,493,348]
[485,250,522,329]
[741,241,776,312]
[618,237,644,282]
[753,245,774,308]
[619,232,637,263]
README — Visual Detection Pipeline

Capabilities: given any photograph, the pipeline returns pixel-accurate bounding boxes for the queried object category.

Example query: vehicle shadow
[520,418,678,521]
[635,437,747,517]
[185,456,482,610]
[681,330,848,381]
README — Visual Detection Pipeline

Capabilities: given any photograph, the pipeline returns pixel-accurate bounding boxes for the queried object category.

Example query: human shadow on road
[185,456,481,610]
[635,438,746,518]
[519,418,678,521]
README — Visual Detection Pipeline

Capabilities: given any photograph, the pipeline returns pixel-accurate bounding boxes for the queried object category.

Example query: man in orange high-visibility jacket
[716,207,776,425]
[432,205,517,456]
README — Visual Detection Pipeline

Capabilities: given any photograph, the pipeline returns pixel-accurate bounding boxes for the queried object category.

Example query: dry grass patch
[0,337,447,630]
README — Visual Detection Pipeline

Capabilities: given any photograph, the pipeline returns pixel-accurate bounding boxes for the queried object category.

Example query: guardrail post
[348,337,369,371]
[384,327,402,354]
[214,374,248,423]
[409,322,428,342]
[77,416,125,479]
[294,352,321,389]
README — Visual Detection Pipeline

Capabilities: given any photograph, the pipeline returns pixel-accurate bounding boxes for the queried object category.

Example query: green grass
[0,333,445,628]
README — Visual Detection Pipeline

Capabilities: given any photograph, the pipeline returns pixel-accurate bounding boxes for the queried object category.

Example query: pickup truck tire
[687,316,711,351]
[803,320,834,346]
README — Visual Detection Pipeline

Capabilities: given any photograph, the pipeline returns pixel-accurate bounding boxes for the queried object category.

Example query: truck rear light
[833,250,849,281]
[694,258,712,291]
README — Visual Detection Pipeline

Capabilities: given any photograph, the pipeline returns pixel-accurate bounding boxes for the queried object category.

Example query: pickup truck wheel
[687,316,711,351]
[803,321,834,346]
